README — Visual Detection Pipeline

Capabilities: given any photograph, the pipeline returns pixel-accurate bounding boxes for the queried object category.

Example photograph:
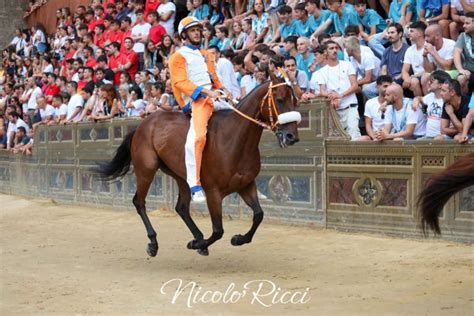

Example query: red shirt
[108,53,128,85]
[107,30,124,44]
[44,84,60,104]
[88,17,105,32]
[149,24,166,45]
[94,33,105,48]
[145,0,160,19]
[85,57,98,69]
[123,49,139,79]
[61,49,76,68]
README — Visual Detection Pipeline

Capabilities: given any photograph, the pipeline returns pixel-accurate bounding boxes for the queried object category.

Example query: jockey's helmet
[178,16,202,37]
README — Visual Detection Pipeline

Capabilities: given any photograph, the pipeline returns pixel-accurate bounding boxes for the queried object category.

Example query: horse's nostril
[286,133,295,141]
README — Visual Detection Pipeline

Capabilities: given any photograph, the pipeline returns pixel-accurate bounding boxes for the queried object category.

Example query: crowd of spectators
[1,0,473,154]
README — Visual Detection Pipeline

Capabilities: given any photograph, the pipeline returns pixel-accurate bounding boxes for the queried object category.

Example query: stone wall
[0,0,29,49]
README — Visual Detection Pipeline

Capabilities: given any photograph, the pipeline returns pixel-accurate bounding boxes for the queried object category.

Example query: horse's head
[259,71,301,148]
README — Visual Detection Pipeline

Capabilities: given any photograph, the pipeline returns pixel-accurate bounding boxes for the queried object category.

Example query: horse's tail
[96,130,136,181]
[417,152,474,235]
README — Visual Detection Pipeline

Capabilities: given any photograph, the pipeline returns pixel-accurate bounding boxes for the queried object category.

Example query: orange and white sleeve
[169,52,203,103]
[204,50,223,90]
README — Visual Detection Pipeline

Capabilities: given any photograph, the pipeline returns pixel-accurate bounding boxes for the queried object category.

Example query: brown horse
[98,74,300,257]
[418,152,474,235]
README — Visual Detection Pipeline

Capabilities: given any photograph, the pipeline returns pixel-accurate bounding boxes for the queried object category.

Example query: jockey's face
[185,26,202,46]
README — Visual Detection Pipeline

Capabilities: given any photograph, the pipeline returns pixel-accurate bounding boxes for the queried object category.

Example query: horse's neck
[222,82,270,153]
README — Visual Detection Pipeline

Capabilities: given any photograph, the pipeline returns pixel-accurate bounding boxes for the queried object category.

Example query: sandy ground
[0,194,473,315]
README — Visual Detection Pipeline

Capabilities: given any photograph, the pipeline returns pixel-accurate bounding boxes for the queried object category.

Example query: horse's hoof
[231,234,248,246]
[146,243,158,257]
[197,248,209,256]
[187,239,206,250]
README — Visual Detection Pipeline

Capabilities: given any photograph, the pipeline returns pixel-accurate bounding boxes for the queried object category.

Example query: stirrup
[192,190,206,203]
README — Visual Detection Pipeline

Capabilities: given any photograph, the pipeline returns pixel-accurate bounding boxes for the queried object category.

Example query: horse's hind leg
[132,155,159,257]
[174,178,208,256]
[187,189,224,252]
[231,181,264,246]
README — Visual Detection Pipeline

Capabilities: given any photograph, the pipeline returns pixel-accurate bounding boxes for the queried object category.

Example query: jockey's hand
[205,90,221,100]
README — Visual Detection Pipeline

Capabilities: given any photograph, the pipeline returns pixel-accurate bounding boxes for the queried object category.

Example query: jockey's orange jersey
[169,45,223,108]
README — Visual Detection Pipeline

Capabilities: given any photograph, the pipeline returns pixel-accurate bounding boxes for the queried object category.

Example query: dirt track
[1,194,473,315]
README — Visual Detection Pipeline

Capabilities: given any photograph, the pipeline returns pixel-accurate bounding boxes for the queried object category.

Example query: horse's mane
[417,152,474,235]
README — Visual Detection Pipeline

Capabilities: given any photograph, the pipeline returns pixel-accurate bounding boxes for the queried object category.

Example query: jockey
[169,16,230,202]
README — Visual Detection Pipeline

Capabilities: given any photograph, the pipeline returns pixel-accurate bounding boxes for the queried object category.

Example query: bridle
[218,81,301,133]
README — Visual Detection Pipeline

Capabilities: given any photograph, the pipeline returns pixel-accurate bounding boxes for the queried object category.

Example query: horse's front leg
[187,189,224,254]
[231,181,263,246]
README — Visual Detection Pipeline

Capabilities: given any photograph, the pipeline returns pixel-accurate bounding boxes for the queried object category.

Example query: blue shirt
[296,52,315,79]
[279,19,300,40]
[331,10,360,35]
[420,0,449,18]
[252,12,269,36]
[308,10,333,34]
[216,38,231,51]
[191,4,210,21]
[360,9,387,34]
[294,18,312,37]
[389,0,415,23]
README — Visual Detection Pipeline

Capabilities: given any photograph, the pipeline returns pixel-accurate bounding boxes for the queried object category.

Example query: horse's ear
[269,70,280,85]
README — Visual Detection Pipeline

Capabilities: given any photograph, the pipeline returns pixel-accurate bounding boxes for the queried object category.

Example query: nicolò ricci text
[160,278,311,308]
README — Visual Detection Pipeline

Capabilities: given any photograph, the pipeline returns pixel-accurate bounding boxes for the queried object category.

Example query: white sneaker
[192,190,206,203]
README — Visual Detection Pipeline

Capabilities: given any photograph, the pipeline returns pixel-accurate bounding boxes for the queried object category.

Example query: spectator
[421,24,456,95]
[230,20,247,52]
[459,96,474,143]
[215,26,231,51]
[305,0,333,37]
[52,93,68,124]
[360,75,393,141]
[270,6,299,45]
[158,0,177,36]
[326,0,360,36]
[25,77,42,127]
[90,84,119,121]
[413,70,451,139]
[65,81,84,123]
[284,56,309,93]
[377,84,426,140]
[354,0,388,59]
[44,73,60,104]
[303,45,328,101]
[454,12,474,95]
[122,37,139,80]
[449,0,474,40]
[295,37,315,79]
[438,79,471,140]
[148,11,167,47]
[319,40,361,140]
[107,42,127,85]
[10,126,30,154]
[208,47,241,100]
[344,36,381,100]
[6,111,29,149]
[380,23,408,85]
[190,0,210,21]
[419,0,450,38]
[251,0,269,44]
[126,84,146,117]
[294,3,312,37]
[401,21,426,97]
[131,9,151,70]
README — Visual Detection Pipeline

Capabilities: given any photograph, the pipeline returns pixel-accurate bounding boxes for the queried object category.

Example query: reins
[218,82,289,132]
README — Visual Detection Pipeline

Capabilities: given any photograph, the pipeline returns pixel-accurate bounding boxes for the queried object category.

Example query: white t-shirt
[43,64,54,74]
[364,97,387,131]
[40,104,55,119]
[66,93,84,121]
[384,98,426,136]
[404,42,425,75]
[55,104,68,119]
[240,74,257,97]
[131,22,151,53]
[428,38,456,69]
[349,45,381,81]
[157,2,176,36]
[319,61,358,109]
[217,57,241,99]
[27,87,43,110]
[296,70,309,91]
[309,68,323,94]
[451,0,474,12]
[423,92,444,137]
[130,99,146,117]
